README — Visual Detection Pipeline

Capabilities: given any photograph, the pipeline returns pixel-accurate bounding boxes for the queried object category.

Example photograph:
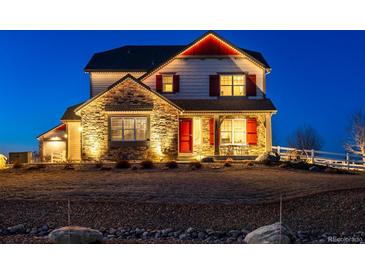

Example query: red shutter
[209,75,220,96]
[156,75,162,92]
[173,75,180,92]
[246,75,257,96]
[246,118,257,145]
[209,118,214,145]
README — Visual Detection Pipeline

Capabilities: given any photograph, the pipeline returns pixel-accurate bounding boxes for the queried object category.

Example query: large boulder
[255,152,280,164]
[244,222,296,244]
[49,226,103,244]
[0,154,7,169]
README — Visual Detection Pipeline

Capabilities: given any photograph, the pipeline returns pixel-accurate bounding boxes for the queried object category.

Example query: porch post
[214,115,220,156]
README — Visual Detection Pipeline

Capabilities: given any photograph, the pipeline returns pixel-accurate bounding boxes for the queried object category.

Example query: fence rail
[272,146,365,171]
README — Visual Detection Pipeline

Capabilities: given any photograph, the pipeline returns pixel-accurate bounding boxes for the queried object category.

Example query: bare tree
[345,109,365,162]
[287,125,323,150]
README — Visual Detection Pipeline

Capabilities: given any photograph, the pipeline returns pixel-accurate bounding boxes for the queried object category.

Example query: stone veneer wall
[80,78,180,161]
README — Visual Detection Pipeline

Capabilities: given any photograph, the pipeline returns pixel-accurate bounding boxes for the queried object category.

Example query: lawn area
[0,164,364,235]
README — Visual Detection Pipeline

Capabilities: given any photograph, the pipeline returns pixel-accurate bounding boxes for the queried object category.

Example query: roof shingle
[84,46,270,72]
[171,98,276,112]
[61,103,82,121]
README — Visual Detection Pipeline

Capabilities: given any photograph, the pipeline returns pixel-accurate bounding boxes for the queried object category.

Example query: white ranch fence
[272,146,365,171]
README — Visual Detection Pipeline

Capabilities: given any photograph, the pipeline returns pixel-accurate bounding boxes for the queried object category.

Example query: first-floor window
[111,117,148,141]
[220,119,246,145]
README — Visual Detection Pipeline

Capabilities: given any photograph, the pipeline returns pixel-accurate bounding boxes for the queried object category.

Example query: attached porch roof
[171,98,277,112]
[61,103,82,121]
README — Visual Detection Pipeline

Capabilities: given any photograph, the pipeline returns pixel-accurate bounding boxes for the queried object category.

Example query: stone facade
[80,78,180,161]
[78,77,269,162]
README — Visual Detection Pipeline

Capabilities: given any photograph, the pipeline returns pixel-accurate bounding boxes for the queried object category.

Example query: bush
[12,161,23,169]
[115,160,131,169]
[165,161,178,169]
[190,161,202,169]
[224,158,233,167]
[26,164,46,171]
[95,161,104,169]
[140,160,154,169]
[64,163,74,170]
[201,157,214,163]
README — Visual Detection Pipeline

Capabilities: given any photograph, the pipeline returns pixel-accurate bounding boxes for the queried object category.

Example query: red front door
[179,118,193,153]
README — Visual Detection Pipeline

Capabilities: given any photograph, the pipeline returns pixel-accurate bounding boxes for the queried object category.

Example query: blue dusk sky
[1,30,365,155]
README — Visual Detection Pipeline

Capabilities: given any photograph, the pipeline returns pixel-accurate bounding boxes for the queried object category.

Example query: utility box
[9,152,33,164]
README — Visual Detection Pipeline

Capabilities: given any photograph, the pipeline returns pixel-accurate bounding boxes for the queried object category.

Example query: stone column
[214,115,220,156]
[265,113,272,152]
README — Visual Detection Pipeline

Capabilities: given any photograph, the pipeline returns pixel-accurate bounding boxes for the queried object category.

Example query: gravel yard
[0,164,364,243]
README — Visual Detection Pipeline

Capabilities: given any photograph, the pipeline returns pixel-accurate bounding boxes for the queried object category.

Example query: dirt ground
[1,165,364,204]
[0,164,364,234]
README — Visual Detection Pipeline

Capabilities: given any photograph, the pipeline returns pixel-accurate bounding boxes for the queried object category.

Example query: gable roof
[84,31,270,73]
[171,98,277,112]
[74,74,183,114]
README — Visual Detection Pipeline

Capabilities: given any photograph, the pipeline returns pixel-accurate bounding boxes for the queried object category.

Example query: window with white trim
[111,117,148,141]
[220,75,245,96]
[220,119,246,145]
[162,75,173,93]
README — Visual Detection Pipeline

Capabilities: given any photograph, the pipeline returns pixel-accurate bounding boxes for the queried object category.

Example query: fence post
[277,146,281,155]
[346,153,350,170]
[311,149,315,164]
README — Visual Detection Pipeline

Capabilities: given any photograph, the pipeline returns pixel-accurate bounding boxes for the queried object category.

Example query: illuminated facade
[38,31,277,162]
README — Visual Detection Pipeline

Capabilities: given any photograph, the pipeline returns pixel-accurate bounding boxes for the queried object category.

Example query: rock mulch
[1,224,364,244]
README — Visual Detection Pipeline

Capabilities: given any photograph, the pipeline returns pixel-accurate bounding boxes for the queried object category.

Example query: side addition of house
[37,31,277,162]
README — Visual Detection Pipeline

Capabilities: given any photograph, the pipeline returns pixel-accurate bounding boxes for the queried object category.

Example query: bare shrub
[345,109,365,162]
[287,125,323,150]
[165,161,178,169]
[12,161,23,169]
[140,160,154,169]
[115,160,131,169]
[190,161,202,169]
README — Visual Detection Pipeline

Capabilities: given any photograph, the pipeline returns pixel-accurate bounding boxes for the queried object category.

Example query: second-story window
[220,75,245,96]
[162,75,173,93]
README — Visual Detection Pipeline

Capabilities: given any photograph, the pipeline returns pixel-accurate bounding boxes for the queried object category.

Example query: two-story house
[37,31,277,162]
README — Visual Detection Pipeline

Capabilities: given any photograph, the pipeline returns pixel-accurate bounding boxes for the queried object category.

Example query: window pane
[111,129,123,141]
[221,132,232,144]
[136,129,146,140]
[123,129,135,141]
[233,132,244,144]
[136,118,147,129]
[221,120,232,131]
[164,83,173,92]
[233,86,244,96]
[233,120,245,130]
[163,75,173,84]
[233,75,245,85]
[135,118,147,140]
[221,86,232,96]
[220,75,232,85]
[111,118,122,129]
[123,118,134,130]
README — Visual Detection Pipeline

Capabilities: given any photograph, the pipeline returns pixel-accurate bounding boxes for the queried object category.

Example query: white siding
[90,72,145,97]
[142,57,266,99]
[67,121,81,161]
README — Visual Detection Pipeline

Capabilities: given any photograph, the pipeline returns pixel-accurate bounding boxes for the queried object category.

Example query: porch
[177,112,270,160]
